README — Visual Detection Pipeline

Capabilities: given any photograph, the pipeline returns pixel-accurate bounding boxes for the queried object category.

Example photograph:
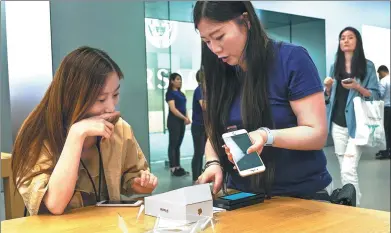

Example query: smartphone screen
[224,133,264,171]
[101,200,138,205]
[220,192,256,201]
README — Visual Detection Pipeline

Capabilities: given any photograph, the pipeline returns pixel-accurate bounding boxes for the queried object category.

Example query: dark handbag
[330,183,356,207]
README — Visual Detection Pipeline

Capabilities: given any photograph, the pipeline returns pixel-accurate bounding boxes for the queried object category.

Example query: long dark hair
[167,72,185,96]
[193,1,275,190]
[333,27,367,81]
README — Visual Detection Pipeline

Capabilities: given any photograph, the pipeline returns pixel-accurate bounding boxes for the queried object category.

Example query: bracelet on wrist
[203,160,223,171]
[205,160,220,166]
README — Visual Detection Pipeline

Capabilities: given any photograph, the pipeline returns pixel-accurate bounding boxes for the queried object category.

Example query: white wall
[362,25,391,74]
[5,1,53,145]
[252,1,391,73]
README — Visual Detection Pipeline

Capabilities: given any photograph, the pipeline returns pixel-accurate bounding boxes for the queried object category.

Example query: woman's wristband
[204,160,222,171]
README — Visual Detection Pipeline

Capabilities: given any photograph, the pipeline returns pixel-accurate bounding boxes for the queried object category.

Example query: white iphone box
[144,184,213,223]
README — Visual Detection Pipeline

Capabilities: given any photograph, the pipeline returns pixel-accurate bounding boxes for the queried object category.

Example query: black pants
[167,115,185,168]
[380,106,391,154]
[191,124,207,181]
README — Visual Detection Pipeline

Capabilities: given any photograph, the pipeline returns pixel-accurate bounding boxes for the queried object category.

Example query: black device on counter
[213,191,265,211]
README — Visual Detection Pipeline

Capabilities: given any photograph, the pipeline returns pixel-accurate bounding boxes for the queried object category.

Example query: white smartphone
[222,129,266,177]
[342,78,353,84]
[96,200,143,207]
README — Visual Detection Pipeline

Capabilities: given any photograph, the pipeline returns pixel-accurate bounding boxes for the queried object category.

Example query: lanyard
[80,137,104,202]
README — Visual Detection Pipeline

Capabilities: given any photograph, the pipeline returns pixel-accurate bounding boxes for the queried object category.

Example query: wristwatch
[258,127,274,146]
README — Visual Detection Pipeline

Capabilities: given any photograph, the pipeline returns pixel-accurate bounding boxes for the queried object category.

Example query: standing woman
[191,69,207,183]
[324,27,380,205]
[166,73,191,176]
[194,1,332,199]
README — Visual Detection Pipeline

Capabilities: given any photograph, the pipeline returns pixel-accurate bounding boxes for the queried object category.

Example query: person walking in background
[376,65,390,159]
[191,69,207,184]
[166,73,191,177]
[324,27,380,206]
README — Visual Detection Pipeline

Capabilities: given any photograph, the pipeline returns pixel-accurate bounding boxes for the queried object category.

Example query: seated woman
[11,46,158,215]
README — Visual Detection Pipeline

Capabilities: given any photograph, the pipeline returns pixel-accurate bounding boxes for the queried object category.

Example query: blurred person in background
[375,65,390,159]
[191,69,207,183]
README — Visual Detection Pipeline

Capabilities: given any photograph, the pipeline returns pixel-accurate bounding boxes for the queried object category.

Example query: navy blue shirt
[192,86,204,126]
[228,42,332,197]
[166,90,187,116]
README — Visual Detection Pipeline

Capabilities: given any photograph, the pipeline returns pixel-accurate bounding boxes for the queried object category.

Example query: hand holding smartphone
[222,129,266,177]
[342,78,354,84]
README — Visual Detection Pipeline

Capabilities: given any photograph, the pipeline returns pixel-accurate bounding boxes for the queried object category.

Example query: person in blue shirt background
[193,1,332,199]
[375,65,390,160]
[191,69,207,183]
[166,73,191,177]
[324,27,380,206]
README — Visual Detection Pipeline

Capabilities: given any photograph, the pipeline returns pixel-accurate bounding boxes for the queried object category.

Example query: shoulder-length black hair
[333,27,367,81]
[193,1,275,191]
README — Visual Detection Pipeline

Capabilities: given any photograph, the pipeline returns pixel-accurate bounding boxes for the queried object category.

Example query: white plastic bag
[117,204,216,233]
[353,97,386,150]
[145,215,215,233]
